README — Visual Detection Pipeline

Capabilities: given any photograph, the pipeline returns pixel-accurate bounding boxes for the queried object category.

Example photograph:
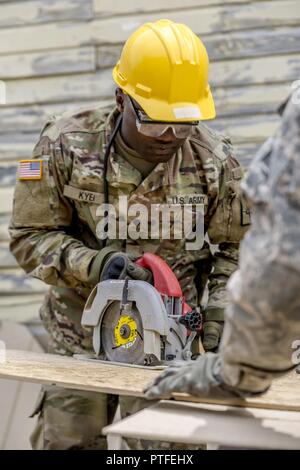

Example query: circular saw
[81,253,202,366]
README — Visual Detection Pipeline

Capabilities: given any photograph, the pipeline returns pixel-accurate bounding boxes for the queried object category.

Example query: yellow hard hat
[113,19,215,122]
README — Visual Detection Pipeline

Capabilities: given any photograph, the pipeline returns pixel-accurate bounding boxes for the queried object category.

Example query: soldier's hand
[202,321,223,352]
[100,252,153,283]
[144,353,228,400]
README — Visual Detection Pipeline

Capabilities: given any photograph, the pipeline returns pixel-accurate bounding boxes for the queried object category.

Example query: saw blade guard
[82,279,172,363]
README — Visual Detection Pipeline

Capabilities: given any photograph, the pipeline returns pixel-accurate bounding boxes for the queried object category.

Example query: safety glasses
[128,96,199,139]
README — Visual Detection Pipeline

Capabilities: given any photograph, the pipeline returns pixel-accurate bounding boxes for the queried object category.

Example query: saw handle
[136,253,183,298]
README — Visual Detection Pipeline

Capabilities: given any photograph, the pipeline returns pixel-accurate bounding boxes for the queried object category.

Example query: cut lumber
[0,350,299,412]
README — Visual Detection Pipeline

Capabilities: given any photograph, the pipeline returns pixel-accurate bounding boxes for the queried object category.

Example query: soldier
[145,91,300,401]
[9,19,249,449]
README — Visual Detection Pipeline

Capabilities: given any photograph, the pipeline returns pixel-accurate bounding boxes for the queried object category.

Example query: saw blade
[101,301,146,365]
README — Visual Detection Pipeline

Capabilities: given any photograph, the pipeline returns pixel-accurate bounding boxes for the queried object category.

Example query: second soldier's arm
[145,93,300,400]
[218,94,300,394]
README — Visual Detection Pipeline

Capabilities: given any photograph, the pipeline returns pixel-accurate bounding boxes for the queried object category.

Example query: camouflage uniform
[220,92,300,393]
[9,104,248,449]
[145,92,300,401]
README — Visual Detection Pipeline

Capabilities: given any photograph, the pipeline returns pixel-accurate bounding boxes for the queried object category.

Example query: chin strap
[102,114,123,247]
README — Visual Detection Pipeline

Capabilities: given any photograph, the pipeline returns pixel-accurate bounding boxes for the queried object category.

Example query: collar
[104,107,178,192]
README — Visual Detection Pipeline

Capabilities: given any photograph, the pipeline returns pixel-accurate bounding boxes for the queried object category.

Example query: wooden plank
[205,26,300,62]
[0,47,95,80]
[210,113,280,144]
[214,82,290,116]
[0,133,38,161]
[0,20,92,55]
[0,295,44,323]
[0,350,300,412]
[92,0,300,40]
[1,71,289,113]
[0,143,36,161]
[0,350,161,396]
[0,270,47,295]
[97,44,123,70]
[93,0,252,17]
[0,215,10,242]
[0,187,14,214]
[175,371,300,412]
[97,27,300,69]
[0,243,18,269]
[0,0,92,29]
[0,294,44,308]
[4,70,114,107]
[0,162,17,186]
[210,53,300,87]
[0,1,299,54]
[103,401,300,449]
[234,142,262,168]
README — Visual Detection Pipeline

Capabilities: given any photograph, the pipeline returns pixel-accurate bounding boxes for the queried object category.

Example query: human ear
[115,88,125,113]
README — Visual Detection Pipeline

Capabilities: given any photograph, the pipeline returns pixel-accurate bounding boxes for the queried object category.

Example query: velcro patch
[63,185,104,204]
[18,160,42,180]
[167,194,208,205]
[241,200,251,226]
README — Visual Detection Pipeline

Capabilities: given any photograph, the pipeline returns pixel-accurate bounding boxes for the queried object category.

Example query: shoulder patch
[213,139,233,162]
[232,166,244,180]
[18,159,42,180]
[194,122,233,163]
[240,198,251,226]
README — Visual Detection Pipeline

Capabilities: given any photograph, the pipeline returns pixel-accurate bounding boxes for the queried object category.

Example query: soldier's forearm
[9,227,99,288]
[218,262,300,393]
[206,242,239,311]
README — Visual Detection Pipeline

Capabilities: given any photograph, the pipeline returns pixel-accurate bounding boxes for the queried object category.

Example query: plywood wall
[0,0,300,322]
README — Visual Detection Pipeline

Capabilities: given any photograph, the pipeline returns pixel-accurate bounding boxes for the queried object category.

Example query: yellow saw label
[114,315,137,349]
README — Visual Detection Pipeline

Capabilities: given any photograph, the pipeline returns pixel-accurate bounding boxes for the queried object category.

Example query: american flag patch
[18,160,43,180]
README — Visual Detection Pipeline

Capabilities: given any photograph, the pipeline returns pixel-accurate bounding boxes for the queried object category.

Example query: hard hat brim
[137,92,216,122]
[113,67,215,122]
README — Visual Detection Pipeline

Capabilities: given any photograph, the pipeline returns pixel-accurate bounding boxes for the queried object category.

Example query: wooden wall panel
[0,1,299,54]
[0,47,95,80]
[97,27,300,68]
[0,0,92,28]
[4,70,114,106]
[0,0,299,317]
[0,270,47,295]
[93,0,252,17]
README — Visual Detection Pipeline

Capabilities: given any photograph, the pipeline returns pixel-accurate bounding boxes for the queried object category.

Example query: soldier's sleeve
[216,95,300,394]
[145,99,300,399]
[205,150,250,323]
[9,126,105,289]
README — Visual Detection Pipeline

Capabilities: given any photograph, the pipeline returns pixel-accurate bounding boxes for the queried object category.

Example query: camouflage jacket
[9,105,249,354]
